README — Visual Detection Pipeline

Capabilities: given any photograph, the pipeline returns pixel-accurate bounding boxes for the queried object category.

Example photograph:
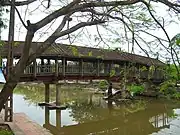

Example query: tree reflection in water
[13,85,180,135]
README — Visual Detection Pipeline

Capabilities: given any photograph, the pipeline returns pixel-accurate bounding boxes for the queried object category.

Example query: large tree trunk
[0,30,34,112]
[0,81,17,112]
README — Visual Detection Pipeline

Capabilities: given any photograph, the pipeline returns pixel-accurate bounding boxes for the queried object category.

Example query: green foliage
[170,33,180,47]
[0,40,4,46]
[136,12,152,22]
[140,66,148,71]
[160,80,176,95]
[110,69,115,77]
[70,46,79,56]
[98,80,108,90]
[0,130,13,135]
[88,51,92,57]
[166,64,179,80]
[148,65,155,79]
[14,41,20,47]
[127,84,144,94]
[173,92,180,99]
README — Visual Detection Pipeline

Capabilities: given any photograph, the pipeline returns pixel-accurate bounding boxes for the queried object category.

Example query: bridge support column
[56,110,61,127]
[45,107,50,125]
[56,83,61,106]
[45,83,50,103]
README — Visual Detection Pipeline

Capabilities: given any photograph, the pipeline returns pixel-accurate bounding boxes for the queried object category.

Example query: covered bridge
[0,41,165,82]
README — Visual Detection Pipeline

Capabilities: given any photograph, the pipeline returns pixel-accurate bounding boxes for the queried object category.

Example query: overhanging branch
[2,0,37,6]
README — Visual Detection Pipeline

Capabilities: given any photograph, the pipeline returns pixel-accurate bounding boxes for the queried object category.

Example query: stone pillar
[45,83,50,103]
[56,83,60,106]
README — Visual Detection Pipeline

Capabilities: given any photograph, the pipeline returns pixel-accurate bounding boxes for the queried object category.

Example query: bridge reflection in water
[43,99,176,135]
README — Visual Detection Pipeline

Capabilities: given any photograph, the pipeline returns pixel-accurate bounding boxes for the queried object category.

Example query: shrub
[98,80,108,90]
[127,84,144,94]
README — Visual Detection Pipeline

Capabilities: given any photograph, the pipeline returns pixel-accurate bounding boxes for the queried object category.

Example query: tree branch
[33,0,140,32]
[2,0,37,6]
[9,0,28,29]
[27,20,105,64]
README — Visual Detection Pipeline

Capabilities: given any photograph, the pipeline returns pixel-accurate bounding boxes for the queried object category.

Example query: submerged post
[45,107,50,125]
[56,110,61,127]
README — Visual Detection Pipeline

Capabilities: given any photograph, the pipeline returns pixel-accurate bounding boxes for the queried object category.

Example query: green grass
[0,130,13,135]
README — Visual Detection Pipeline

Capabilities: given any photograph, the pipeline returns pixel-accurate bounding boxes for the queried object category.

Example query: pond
[12,84,180,135]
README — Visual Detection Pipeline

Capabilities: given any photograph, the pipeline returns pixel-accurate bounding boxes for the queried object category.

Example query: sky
[0,0,180,62]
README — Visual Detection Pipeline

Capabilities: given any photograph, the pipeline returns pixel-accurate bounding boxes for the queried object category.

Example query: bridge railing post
[97,59,100,76]
[33,60,37,77]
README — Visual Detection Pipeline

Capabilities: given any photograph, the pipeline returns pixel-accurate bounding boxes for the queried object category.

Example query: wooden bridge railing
[23,64,165,80]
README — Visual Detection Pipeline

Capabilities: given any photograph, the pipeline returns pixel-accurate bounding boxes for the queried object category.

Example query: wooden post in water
[45,83,50,103]
[45,107,50,125]
[56,110,61,128]
[56,83,60,106]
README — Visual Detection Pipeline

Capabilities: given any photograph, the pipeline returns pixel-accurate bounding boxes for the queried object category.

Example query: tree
[0,0,180,112]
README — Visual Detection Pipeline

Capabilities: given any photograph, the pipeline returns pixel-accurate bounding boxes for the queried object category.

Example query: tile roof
[0,41,165,66]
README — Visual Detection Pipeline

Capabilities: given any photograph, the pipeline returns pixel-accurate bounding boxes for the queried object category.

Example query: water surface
[13,85,180,135]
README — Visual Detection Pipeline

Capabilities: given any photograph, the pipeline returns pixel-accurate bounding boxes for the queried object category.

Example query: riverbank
[0,110,52,135]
